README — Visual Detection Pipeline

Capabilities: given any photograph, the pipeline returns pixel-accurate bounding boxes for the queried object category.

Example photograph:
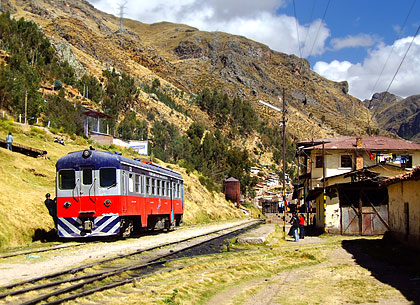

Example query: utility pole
[259,89,287,240]
[118,1,127,32]
[281,89,286,240]
[24,90,27,124]
[322,141,326,232]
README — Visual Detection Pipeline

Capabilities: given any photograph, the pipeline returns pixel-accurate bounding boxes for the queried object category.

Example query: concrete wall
[90,133,113,145]
[314,193,340,233]
[388,180,420,249]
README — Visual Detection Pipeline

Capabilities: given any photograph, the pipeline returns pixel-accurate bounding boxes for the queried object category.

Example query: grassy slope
[0,120,245,250]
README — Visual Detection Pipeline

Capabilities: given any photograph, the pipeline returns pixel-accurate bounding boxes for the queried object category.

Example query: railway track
[0,220,261,304]
[0,242,88,260]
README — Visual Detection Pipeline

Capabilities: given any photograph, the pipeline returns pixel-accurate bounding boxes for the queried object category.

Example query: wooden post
[24,90,27,124]
[359,194,363,235]
[323,141,327,233]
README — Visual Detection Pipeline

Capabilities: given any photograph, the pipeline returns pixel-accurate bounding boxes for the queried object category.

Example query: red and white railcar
[55,149,183,238]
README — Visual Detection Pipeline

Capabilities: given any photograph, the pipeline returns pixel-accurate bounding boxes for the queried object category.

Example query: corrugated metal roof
[298,136,420,151]
[225,177,239,182]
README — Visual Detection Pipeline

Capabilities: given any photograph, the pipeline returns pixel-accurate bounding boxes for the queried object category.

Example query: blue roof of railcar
[56,150,183,180]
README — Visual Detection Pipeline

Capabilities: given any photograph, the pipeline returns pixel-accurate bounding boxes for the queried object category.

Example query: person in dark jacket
[44,193,57,227]
[290,212,299,242]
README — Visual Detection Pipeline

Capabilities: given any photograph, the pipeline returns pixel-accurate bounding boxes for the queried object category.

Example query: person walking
[299,214,305,239]
[6,132,13,151]
[290,212,299,242]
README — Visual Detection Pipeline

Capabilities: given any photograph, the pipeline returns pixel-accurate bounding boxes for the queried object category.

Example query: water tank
[224,177,241,207]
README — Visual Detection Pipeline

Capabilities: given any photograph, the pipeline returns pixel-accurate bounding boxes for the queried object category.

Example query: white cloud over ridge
[330,34,378,50]
[88,1,420,101]
[314,36,420,100]
[88,0,330,58]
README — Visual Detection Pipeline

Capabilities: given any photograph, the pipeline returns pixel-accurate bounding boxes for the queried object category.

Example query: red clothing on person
[299,215,305,225]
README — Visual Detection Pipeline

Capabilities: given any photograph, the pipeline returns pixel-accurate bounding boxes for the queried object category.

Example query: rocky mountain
[364,92,420,142]
[6,0,379,146]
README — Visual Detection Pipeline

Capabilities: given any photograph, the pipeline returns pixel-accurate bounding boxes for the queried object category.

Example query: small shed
[82,108,112,137]
[381,166,420,249]
[82,108,113,145]
[224,177,241,208]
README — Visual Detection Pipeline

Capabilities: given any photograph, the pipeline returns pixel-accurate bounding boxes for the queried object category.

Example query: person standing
[299,214,305,239]
[290,212,299,242]
[6,132,13,151]
[44,193,57,227]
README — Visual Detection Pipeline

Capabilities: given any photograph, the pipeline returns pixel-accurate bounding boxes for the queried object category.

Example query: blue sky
[88,0,420,101]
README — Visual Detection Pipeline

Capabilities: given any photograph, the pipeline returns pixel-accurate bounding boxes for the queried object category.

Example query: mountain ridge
[7,0,407,148]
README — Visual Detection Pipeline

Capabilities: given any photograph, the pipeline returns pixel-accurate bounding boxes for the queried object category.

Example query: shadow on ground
[32,229,57,242]
[342,236,420,304]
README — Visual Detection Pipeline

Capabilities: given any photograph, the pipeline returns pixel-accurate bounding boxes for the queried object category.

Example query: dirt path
[205,235,416,305]
[0,220,251,286]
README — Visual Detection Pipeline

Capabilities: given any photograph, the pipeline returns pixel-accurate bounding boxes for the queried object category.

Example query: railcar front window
[82,169,92,185]
[100,168,116,188]
[59,170,75,190]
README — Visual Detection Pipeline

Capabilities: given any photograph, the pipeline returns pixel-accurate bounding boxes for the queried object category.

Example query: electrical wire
[369,0,417,105]
[293,0,303,59]
[302,0,318,57]
[384,24,420,96]
[307,0,331,60]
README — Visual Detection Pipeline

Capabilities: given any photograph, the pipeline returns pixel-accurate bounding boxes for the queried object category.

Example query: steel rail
[0,220,261,301]
[40,222,259,305]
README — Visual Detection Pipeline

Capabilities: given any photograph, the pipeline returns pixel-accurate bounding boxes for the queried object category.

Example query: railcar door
[78,167,96,213]
[121,171,128,213]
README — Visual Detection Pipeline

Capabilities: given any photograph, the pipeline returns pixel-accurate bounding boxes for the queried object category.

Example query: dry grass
[81,233,408,305]
[0,120,244,250]
[86,243,327,305]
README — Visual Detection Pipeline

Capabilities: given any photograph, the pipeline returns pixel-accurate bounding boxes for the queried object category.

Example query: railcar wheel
[120,219,133,238]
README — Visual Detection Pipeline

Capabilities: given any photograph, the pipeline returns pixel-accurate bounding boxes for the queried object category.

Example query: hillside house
[381,167,420,249]
[295,136,420,234]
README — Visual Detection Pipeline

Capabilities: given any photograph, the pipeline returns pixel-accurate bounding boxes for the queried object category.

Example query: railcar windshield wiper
[107,182,117,189]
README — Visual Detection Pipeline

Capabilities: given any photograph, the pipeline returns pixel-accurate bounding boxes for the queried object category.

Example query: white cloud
[330,34,377,50]
[314,36,420,100]
[87,0,330,58]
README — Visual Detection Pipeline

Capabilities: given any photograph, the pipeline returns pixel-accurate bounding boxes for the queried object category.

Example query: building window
[315,156,323,168]
[341,155,352,168]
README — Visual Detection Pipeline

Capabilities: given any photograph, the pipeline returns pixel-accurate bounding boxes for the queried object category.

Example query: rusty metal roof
[82,108,112,118]
[298,136,420,151]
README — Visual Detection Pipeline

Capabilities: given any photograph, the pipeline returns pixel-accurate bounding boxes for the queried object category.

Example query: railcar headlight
[104,199,111,207]
[82,149,91,158]
[64,201,71,209]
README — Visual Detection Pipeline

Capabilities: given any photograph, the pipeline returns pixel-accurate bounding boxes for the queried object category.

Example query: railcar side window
[100,168,116,188]
[151,179,156,195]
[128,174,134,193]
[59,170,75,189]
[162,180,166,197]
[135,175,140,193]
[157,180,162,196]
[82,169,92,185]
[146,177,150,194]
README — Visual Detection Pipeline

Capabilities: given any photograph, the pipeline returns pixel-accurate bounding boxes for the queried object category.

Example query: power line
[303,0,318,56]
[307,0,331,60]
[292,0,303,59]
[369,0,417,105]
[384,24,420,96]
